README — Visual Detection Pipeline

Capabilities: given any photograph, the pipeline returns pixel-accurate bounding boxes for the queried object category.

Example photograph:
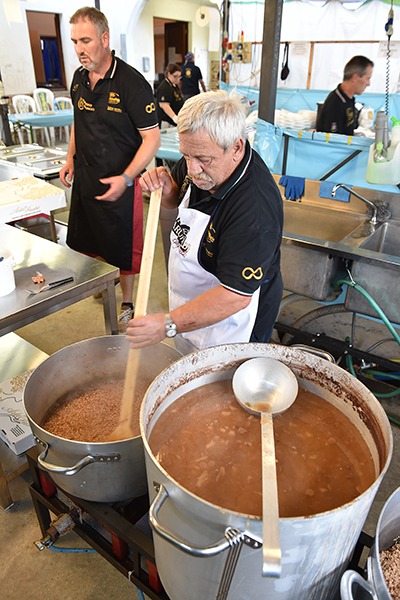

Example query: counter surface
[0,223,119,336]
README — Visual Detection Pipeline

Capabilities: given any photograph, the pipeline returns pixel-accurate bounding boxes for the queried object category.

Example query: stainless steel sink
[356,221,400,257]
[281,201,372,301]
[345,221,400,323]
[283,202,367,243]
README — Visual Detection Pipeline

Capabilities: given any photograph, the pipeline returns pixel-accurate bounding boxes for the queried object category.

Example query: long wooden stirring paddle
[107,187,163,442]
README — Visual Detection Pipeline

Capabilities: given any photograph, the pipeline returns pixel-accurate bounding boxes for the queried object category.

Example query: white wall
[1,0,220,96]
[127,0,220,87]
[0,1,37,94]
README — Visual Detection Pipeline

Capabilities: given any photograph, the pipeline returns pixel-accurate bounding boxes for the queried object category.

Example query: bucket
[341,486,400,599]
[0,247,16,297]
[141,343,392,600]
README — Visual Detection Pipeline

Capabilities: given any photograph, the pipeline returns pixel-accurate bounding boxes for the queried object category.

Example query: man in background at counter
[126,90,283,355]
[316,55,374,135]
[180,52,206,102]
[59,6,160,331]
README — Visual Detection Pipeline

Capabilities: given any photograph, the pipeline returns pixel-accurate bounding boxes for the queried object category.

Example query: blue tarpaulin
[221,83,400,193]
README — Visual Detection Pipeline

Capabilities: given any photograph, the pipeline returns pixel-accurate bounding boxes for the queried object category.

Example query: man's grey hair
[177,90,247,152]
[344,56,374,81]
[70,7,109,38]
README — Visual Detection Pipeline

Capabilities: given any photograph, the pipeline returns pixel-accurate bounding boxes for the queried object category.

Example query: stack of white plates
[298,110,317,129]
[274,109,317,130]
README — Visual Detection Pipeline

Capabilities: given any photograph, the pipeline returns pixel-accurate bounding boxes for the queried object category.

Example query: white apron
[168,185,260,355]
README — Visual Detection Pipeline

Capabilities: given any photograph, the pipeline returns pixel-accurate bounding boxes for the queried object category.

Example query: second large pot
[341,485,400,600]
[141,343,392,600]
[23,336,181,502]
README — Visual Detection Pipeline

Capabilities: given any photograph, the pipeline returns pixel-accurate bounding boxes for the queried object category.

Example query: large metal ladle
[232,357,298,578]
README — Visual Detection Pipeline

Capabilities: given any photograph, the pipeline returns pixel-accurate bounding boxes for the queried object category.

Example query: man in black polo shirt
[59,7,160,330]
[126,91,283,355]
[180,52,207,102]
[317,55,373,135]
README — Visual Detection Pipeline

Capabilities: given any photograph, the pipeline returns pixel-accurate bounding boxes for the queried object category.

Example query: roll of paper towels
[195,6,220,52]
[196,6,210,27]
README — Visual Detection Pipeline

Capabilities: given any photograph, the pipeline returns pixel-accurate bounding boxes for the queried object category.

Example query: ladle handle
[261,412,281,577]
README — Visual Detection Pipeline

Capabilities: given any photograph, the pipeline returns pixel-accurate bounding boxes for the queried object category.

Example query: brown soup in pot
[149,379,375,518]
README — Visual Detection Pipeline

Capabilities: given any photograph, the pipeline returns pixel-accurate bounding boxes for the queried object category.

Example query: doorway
[153,17,188,91]
[26,11,66,90]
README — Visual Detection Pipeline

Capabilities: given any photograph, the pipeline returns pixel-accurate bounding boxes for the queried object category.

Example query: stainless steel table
[0,223,119,336]
[0,332,48,509]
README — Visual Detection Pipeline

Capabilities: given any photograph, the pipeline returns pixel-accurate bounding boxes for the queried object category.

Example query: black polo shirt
[180,62,203,96]
[156,78,184,126]
[316,85,357,135]
[170,141,283,339]
[70,54,158,167]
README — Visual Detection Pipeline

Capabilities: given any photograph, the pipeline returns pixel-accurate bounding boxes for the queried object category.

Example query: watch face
[166,328,176,338]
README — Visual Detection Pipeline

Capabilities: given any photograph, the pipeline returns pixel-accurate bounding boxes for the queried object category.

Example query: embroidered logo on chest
[78,97,95,111]
[108,92,120,105]
[172,217,191,256]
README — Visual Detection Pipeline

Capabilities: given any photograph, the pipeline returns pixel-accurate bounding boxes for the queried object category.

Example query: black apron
[67,77,143,272]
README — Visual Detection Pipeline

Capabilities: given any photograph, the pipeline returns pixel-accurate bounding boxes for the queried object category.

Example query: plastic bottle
[391,116,400,148]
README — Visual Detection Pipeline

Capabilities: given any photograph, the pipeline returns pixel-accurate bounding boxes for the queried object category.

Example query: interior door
[165,21,188,66]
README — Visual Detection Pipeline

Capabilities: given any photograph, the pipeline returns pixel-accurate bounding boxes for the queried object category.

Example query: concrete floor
[2,191,400,599]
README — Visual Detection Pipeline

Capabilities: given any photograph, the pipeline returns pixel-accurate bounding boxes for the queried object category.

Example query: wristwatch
[121,173,134,187]
[165,313,178,338]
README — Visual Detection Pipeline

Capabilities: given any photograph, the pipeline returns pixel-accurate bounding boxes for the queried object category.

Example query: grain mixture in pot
[41,378,147,442]
[149,379,376,518]
[381,540,400,600]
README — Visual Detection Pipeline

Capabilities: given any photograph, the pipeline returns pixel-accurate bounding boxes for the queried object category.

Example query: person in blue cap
[181,52,206,102]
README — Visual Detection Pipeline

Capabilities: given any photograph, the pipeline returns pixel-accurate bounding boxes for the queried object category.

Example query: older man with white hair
[126,90,283,355]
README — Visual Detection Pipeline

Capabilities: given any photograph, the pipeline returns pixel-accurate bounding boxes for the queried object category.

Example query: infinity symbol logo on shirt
[242,267,263,280]
[145,102,156,113]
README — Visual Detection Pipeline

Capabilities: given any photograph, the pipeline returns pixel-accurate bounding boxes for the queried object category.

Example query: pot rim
[23,336,182,447]
[141,343,393,523]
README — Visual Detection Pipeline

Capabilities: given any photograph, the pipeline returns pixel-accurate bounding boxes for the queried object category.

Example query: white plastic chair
[33,88,56,146]
[55,96,72,143]
[11,94,51,146]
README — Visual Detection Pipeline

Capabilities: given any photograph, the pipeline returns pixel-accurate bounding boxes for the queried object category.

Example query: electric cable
[365,338,398,353]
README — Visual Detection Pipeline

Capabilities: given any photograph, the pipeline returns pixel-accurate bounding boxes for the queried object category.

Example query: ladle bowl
[232,357,298,578]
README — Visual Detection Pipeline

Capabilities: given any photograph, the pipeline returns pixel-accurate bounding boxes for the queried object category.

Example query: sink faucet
[331,184,389,226]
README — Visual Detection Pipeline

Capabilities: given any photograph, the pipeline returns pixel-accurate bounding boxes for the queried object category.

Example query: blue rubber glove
[279,175,305,201]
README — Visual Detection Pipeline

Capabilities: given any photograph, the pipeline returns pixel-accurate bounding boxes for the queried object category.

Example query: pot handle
[149,483,261,558]
[340,569,377,600]
[36,440,120,476]
[290,344,335,363]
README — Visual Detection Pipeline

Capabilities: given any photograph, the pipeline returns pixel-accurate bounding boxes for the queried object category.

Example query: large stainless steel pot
[341,485,400,599]
[141,343,392,600]
[23,335,181,502]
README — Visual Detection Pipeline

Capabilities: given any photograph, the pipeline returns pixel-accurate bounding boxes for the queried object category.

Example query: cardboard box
[0,176,66,223]
[0,370,35,455]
